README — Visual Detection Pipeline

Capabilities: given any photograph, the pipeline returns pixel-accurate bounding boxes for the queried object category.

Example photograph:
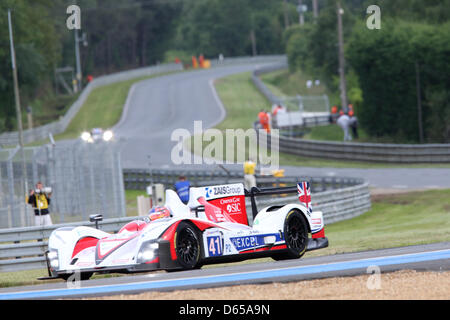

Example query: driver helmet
[148,206,171,221]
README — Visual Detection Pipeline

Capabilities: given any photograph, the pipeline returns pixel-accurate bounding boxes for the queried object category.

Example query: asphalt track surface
[0,242,449,299]
[110,61,450,190]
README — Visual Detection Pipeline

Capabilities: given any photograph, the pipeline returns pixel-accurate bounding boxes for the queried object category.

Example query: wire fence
[0,141,126,229]
[280,95,330,114]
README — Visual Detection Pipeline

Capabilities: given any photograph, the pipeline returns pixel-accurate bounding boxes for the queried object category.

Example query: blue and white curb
[1,249,449,300]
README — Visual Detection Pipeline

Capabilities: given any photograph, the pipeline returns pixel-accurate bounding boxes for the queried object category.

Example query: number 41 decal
[207,236,222,257]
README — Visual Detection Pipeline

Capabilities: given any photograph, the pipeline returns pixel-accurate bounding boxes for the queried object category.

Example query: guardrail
[209,55,287,68]
[0,216,137,272]
[251,60,330,129]
[252,60,287,106]
[252,60,450,163]
[122,168,364,191]
[0,173,370,272]
[263,132,450,163]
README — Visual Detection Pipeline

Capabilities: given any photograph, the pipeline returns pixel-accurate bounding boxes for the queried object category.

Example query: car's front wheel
[272,210,309,261]
[174,222,202,270]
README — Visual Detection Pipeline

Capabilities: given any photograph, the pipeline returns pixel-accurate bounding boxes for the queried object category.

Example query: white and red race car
[42,182,328,281]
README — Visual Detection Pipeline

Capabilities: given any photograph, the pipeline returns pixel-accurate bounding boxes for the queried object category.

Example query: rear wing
[245,181,312,219]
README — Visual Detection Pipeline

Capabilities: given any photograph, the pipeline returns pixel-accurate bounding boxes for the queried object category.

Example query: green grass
[2,189,449,287]
[214,72,271,130]
[261,69,328,97]
[311,189,450,256]
[260,68,340,108]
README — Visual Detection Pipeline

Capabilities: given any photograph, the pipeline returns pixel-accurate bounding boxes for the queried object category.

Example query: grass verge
[260,68,332,100]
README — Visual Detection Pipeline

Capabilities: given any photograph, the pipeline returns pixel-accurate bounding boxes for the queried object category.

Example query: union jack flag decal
[297,181,313,215]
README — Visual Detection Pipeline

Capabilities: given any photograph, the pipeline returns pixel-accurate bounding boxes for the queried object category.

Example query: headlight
[140,250,155,261]
[81,131,91,142]
[47,251,58,260]
[137,241,159,263]
[50,259,59,268]
[103,130,113,142]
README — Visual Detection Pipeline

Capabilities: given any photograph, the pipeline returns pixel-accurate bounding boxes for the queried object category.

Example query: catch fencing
[0,141,126,229]
[282,95,330,114]
[251,61,331,131]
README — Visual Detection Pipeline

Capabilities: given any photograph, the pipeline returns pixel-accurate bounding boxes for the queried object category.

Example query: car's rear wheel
[174,222,202,270]
[272,210,309,261]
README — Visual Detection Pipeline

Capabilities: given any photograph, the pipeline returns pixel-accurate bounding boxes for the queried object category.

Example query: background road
[112,61,450,190]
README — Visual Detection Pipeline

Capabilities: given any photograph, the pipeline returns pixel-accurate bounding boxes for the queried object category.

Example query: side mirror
[89,214,103,229]
[194,205,205,218]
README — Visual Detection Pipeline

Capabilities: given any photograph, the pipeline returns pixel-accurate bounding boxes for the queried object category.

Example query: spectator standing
[175,176,190,204]
[258,110,271,133]
[27,182,53,226]
[337,113,352,142]
[349,110,359,139]
[330,105,338,123]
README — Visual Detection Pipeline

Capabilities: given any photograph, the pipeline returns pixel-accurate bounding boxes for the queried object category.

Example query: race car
[41,182,328,281]
[80,128,114,143]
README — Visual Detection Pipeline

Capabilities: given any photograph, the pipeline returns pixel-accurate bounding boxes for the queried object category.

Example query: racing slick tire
[60,271,93,282]
[272,210,309,261]
[174,221,202,270]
